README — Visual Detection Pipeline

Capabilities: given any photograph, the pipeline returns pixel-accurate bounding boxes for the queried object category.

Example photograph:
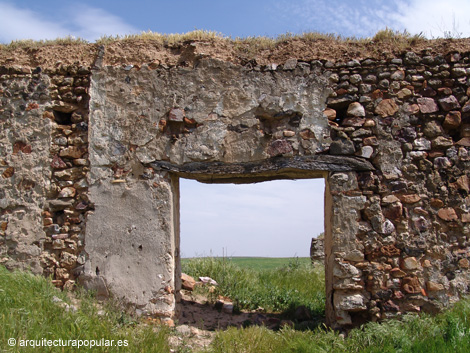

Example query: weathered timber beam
[149,155,374,184]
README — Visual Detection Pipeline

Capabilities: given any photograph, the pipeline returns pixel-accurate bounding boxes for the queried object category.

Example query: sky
[1,0,470,43]
[1,0,469,257]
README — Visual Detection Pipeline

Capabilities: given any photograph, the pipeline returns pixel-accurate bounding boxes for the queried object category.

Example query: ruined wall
[0,64,91,289]
[1,42,470,328]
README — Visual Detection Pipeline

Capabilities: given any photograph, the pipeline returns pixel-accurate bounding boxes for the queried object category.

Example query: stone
[379,219,395,235]
[283,58,298,70]
[438,95,460,111]
[405,103,420,114]
[333,262,361,278]
[401,276,422,294]
[417,97,439,113]
[267,139,293,156]
[222,302,234,314]
[413,138,431,151]
[58,187,76,198]
[462,101,470,113]
[391,268,406,278]
[60,146,86,159]
[334,293,367,312]
[413,216,430,232]
[51,155,67,169]
[343,117,366,127]
[456,137,470,146]
[375,99,398,117]
[356,146,373,159]
[433,157,451,169]
[363,136,378,146]
[350,74,362,84]
[199,276,218,285]
[344,250,364,262]
[438,207,458,221]
[401,257,419,270]
[323,108,337,120]
[430,198,444,208]
[422,260,432,268]
[397,88,412,99]
[383,300,400,312]
[299,129,315,140]
[310,237,325,262]
[330,139,355,155]
[461,124,470,137]
[382,195,399,204]
[283,130,295,137]
[391,70,405,81]
[60,252,78,270]
[327,95,355,108]
[347,102,366,117]
[168,108,185,122]
[398,194,421,204]
[383,203,403,221]
[459,259,469,269]
[427,281,444,291]
[432,136,453,149]
[443,111,461,129]
[181,273,196,291]
[424,121,443,138]
[13,141,32,154]
[2,167,14,178]
[404,51,421,64]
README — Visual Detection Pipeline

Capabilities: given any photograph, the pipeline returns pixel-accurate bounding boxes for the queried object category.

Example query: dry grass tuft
[0,28,426,51]
[96,29,226,45]
[371,28,425,45]
[0,36,89,51]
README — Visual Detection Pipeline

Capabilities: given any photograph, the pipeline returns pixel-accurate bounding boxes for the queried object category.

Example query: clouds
[391,0,470,38]
[0,2,67,42]
[273,0,470,38]
[0,1,137,43]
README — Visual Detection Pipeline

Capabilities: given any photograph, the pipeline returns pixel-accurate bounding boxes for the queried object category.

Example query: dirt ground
[170,290,293,352]
[1,36,470,70]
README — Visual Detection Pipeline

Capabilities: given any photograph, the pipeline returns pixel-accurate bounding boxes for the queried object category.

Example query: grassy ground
[1,264,470,352]
[182,257,312,271]
[0,266,170,353]
[182,257,325,321]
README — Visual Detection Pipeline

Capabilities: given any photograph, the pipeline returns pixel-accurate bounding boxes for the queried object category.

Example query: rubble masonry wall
[1,48,470,328]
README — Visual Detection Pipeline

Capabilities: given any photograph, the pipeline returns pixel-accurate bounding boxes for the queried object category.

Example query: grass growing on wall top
[0,28,426,51]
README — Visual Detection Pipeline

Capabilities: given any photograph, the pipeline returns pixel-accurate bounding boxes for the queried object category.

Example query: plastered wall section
[84,58,330,318]
[0,71,52,274]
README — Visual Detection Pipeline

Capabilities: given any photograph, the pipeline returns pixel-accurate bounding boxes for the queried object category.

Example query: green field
[182,257,313,271]
[182,256,325,321]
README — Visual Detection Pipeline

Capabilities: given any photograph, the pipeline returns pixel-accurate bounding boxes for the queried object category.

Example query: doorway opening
[177,177,327,330]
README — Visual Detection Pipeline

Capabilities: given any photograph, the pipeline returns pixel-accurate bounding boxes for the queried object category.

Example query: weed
[0,36,89,51]
[182,257,325,320]
[0,265,170,352]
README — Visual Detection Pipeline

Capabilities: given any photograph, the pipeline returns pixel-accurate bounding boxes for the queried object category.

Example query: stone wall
[0,64,91,290]
[1,43,470,328]
[323,52,470,325]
